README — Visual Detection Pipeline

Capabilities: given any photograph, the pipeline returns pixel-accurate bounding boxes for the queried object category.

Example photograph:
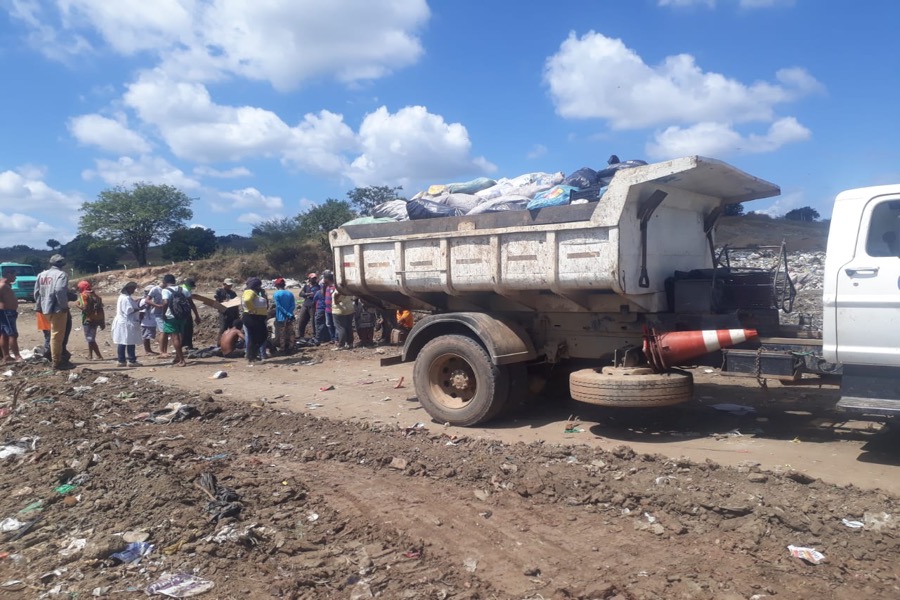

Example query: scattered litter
[307,512,319,522]
[67,373,79,382]
[18,500,44,515]
[1,370,13,377]
[72,386,93,393]
[110,541,154,564]
[655,476,677,486]
[93,376,110,384]
[643,512,657,524]
[842,519,864,529]
[463,557,478,573]
[209,371,228,380]
[0,580,25,591]
[787,545,825,565]
[148,403,200,424]
[58,538,87,557]
[0,445,26,459]
[357,380,374,385]
[0,518,27,532]
[710,403,756,416]
[863,512,895,531]
[402,550,421,559]
[305,403,324,410]
[146,573,215,598]
[703,368,715,374]
[394,376,405,389]
[196,472,242,523]
[123,531,150,543]
[319,385,335,391]
[564,426,584,434]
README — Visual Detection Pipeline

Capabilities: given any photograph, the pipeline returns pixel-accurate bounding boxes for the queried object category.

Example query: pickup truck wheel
[569,367,693,408]
[414,335,510,426]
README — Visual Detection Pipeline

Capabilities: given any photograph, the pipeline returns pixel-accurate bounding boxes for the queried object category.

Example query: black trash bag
[596,159,648,187]
[563,167,599,189]
[406,198,466,220]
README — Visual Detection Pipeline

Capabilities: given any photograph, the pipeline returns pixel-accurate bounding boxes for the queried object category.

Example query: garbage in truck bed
[343,154,647,225]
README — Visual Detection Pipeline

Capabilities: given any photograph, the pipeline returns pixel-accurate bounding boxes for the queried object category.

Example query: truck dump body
[331,156,780,315]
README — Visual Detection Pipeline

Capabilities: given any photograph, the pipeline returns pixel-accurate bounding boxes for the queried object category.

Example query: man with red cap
[272,277,296,354]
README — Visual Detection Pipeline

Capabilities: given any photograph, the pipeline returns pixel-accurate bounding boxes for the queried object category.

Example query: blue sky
[1,0,897,247]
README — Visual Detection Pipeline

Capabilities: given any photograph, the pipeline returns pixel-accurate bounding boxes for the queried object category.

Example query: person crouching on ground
[76,280,106,361]
[272,277,296,355]
[218,318,245,358]
[331,286,355,350]
[242,277,269,364]
[111,282,142,367]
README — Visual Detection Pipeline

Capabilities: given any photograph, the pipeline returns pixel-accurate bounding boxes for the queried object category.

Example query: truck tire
[569,367,693,408]
[413,335,510,426]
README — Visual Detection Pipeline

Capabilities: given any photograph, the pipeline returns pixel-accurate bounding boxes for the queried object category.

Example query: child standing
[139,286,158,355]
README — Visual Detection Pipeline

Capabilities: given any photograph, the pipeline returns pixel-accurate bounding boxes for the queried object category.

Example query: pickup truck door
[834,197,900,365]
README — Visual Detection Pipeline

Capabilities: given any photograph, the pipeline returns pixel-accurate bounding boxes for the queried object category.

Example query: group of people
[215,271,412,365]
[0,254,413,369]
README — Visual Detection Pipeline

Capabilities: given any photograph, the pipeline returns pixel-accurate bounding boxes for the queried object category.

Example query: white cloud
[237,212,269,224]
[68,113,152,154]
[212,187,284,213]
[544,31,820,129]
[193,165,252,179]
[647,117,811,158]
[0,168,84,211]
[298,197,317,212]
[18,0,430,90]
[82,155,201,189]
[752,190,805,217]
[0,211,67,246]
[346,106,496,188]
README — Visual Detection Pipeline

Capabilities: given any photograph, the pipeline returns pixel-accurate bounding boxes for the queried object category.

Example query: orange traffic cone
[644,328,757,371]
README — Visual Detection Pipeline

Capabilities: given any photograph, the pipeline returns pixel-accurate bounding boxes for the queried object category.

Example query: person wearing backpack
[76,280,106,361]
[158,273,188,366]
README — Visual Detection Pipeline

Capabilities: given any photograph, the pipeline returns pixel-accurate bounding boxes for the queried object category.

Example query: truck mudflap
[401,313,537,366]
[837,365,900,419]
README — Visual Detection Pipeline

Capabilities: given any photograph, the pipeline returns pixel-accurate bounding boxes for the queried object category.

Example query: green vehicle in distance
[0,263,38,301]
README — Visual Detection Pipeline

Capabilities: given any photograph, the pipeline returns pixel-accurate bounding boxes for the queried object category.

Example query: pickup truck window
[865,200,900,257]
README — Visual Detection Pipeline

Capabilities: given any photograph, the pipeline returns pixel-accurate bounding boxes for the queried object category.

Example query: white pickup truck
[330,156,898,425]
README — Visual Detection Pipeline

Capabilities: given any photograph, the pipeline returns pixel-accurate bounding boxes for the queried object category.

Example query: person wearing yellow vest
[242,277,268,363]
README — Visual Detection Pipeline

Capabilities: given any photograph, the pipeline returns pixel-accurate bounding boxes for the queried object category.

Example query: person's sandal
[117,362,127,367]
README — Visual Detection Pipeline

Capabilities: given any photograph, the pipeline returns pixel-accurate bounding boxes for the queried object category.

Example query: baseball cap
[49,254,66,266]
[307,272,317,279]
[274,277,286,287]
[223,278,235,285]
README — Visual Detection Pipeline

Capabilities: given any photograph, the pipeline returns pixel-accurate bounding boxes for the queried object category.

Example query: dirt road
[3,304,900,598]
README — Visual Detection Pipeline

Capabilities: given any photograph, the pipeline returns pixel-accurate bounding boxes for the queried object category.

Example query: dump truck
[330,156,898,425]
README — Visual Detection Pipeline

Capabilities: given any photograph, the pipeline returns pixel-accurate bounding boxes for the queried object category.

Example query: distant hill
[715,215,829,253]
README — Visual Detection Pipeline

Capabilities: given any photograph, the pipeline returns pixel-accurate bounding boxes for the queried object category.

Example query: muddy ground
[3,300,900,599]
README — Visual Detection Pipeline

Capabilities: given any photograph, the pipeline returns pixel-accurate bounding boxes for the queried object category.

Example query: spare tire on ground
[569,367,693,408]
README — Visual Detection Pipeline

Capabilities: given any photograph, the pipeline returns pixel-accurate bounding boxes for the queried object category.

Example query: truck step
[837,396,900,418]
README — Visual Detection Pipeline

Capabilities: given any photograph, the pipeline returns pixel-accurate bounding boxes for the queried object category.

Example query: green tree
[62,234,123,272]
[162,227,218,262]
[783,206,820,222]
[79,183,193,266]
[723,203,744,217]
[296,199,357,241]
[346,185,403,215]
[251,217,301,245]
[46,238,61,251]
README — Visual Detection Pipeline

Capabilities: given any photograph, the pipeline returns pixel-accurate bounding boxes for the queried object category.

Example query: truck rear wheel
[569,367,693,408]
[414,335,510,426]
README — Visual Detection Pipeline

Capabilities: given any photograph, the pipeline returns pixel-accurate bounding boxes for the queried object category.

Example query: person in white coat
[111,282,142,367]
